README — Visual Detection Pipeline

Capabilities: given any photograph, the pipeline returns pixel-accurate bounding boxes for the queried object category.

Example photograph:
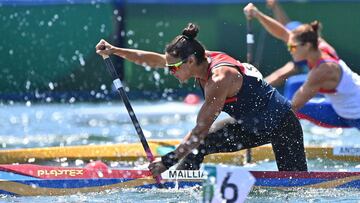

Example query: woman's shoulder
[205,50,226,55]
[311,62,339,80]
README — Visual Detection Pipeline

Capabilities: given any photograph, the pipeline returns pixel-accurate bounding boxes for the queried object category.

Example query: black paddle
[100,53,164,188]
[246,18,254,163]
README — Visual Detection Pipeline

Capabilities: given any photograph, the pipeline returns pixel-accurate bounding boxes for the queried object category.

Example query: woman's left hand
[243,3,259,19]
[148,158,167,177]
[95,39,116,56]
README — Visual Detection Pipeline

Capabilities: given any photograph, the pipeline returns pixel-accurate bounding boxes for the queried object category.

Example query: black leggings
[177,110,308,171]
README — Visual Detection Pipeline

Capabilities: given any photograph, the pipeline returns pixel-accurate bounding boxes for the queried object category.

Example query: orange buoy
[184,93,201,105]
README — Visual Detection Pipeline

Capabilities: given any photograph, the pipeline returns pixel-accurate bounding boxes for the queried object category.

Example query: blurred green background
[1,1,359,101]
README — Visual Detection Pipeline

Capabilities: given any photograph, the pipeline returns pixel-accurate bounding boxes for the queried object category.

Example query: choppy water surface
[1,101,360,202]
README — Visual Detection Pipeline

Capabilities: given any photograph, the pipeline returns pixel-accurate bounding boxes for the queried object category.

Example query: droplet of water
[100,24,106,33]
[26,101,31,107]
[97,171,104,178]
[28,158,36,163]
[153,71,160,81]
[23,137,30,145]
[61,162,69,167]
[127,30,134,36]
[192,148,199,155]
[25,81,31,90]
[75,159,84,166]
[49,82,54,90]
[69,97,76,103]
[79,55,85,66]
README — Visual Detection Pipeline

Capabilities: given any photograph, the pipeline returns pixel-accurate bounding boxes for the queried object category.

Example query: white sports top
[323,59,360,119]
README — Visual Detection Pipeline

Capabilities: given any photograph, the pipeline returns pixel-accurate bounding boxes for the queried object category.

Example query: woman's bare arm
[244,3,290,42]
[96,39,166,68]
[265,61,299,87]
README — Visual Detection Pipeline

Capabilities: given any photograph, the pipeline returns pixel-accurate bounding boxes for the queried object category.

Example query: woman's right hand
[243,3,259,19]
[95,39,116,56]
[266,0,277,9]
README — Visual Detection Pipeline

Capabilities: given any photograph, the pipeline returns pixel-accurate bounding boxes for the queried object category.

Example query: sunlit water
[1,101,360,202]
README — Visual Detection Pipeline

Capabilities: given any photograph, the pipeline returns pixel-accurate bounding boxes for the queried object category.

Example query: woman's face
[165,53,193,83]
[287,33,308,61]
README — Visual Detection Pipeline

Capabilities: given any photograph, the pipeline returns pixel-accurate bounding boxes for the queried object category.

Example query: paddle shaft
[246,19,254,64]
[246,19,254,163]
[101,55,163,186]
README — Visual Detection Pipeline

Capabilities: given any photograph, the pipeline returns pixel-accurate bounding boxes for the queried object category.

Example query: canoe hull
[1,140,359,164]
[1,164,360,196]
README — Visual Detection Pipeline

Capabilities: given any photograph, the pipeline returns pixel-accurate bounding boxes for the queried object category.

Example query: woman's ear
[304,42,313,50]
[188,55,196,65]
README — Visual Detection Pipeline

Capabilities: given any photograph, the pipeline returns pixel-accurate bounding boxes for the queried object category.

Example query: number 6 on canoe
[100,54,164,188]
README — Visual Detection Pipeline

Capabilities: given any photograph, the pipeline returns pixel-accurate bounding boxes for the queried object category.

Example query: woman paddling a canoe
[95,23,308,176]
[244,3,360,129]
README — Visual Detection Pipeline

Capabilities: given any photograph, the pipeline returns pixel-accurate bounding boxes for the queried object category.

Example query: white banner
[333,146,360,156]
[162,170,204,180]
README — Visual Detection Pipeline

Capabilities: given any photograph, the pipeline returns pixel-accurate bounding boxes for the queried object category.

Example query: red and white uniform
[309,42,360,119]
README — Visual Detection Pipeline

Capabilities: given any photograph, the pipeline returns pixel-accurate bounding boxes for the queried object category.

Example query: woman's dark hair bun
[182,23,199,40]
[310,20,322,34]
